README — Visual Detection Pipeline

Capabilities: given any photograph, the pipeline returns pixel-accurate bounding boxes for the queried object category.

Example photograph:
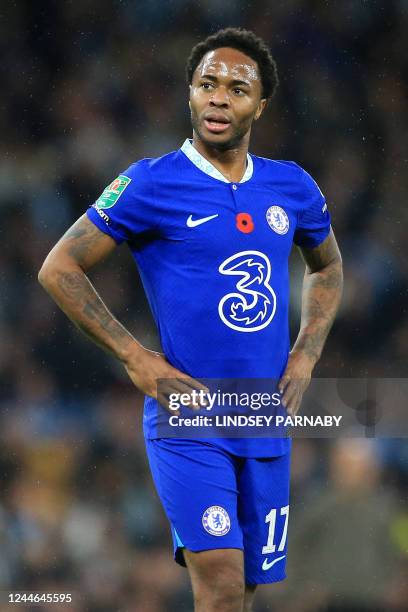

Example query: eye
[233,88,245,96]
[201,82,214,90]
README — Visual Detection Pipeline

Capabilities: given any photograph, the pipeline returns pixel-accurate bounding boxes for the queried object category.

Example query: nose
[209,86,229,107]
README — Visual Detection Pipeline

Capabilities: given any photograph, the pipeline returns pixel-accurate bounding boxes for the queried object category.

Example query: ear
[254,98,267,121]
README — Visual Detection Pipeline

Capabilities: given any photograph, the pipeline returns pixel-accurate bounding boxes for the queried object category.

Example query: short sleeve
[293,169,331,248]
[86,160,154,244]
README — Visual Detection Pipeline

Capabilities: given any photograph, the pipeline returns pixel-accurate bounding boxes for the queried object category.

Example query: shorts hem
[245,572,287,585]
[174,544,244,568]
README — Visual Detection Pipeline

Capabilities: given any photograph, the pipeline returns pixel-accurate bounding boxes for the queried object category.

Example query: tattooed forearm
[52,269,135,359]
[293,259,343,362]
[293,231,343,363]
[38,215,139,363]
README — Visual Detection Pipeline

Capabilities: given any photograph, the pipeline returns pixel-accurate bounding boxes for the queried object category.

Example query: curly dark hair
[186,28,279,100]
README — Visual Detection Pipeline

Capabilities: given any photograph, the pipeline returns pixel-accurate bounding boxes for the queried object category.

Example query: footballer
[39,28,343,612]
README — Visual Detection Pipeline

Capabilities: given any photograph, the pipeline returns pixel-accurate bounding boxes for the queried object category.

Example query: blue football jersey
[87,139,331,457]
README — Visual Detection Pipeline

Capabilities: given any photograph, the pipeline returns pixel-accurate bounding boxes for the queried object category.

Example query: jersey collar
[181,139,253,183]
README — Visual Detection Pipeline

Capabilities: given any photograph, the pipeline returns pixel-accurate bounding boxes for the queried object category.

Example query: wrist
[118,339,146,366]
[290,347,319,369]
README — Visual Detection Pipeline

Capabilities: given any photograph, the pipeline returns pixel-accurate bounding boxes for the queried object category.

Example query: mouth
[203,114,231,134]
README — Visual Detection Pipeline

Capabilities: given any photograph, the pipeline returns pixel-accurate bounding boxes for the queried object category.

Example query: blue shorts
[145,438,291,585]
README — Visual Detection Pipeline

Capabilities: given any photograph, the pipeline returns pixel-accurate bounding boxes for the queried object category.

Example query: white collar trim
[181,139,253,183]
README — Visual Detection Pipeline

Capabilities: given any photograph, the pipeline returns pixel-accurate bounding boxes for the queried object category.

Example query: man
[39,28,343,612]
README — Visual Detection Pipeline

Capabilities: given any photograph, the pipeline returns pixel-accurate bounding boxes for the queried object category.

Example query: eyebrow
[200,74,251,87]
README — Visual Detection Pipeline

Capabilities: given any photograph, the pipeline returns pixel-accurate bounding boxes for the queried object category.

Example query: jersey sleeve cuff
[86,207,126,244]
[294,224,331,249]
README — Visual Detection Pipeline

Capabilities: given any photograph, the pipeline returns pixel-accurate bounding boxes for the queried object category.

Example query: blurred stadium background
[1,1,407,610]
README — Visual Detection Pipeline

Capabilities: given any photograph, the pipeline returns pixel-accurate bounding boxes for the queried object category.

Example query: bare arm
[38,214,207,409]
[293,228,343,362]
[38,214,136,361]
[279,229,343,414]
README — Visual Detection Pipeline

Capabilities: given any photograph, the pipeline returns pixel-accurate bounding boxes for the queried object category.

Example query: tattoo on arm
[294,231,343,362]
[298,229,341,273]
[61,217,111,267]
[56,270,134,359]
[40,216,134,361]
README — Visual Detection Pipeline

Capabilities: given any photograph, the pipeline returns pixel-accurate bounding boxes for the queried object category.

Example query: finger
[287,382,308,416]
[156,378,206,410]
[167,379,203,410]
[165,376,211,410]
[287,393,300,417]
[167,380,204,411]
[281,379,294,405]
[290,385,306,416]
[157,392,180,415]
[294,387,307,414]
[157,381,176,399]
[173,377,209,408]
[176,374,209,394]
[282,381,298,411]
[293,395,302,416]
[278,374,291,395]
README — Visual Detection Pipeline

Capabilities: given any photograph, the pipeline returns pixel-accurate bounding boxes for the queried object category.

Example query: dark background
[0,1,407,610]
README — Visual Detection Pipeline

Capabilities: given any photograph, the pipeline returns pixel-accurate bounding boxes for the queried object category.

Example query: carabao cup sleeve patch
[95,175,132,209]
[86,161,155,244]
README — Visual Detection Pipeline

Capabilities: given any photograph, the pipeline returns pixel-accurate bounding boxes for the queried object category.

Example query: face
[189,47,267,150]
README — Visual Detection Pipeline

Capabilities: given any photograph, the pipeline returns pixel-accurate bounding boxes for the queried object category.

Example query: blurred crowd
[1,1,407,610]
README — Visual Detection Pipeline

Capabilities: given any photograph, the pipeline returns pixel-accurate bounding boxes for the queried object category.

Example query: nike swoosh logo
[187,214,219,228]
[262,555,286,571]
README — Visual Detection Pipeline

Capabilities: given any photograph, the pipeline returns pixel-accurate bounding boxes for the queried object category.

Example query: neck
[191,131,250,183]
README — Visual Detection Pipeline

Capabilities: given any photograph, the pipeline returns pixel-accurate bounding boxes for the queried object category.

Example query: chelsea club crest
[266,205,289,235]
[202,506,231,536]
